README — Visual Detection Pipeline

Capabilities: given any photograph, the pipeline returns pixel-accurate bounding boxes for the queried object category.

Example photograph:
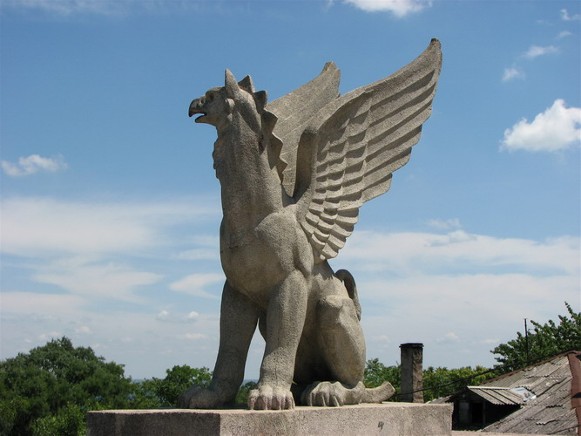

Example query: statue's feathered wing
[268,63,340,197]
[288,39,442,261]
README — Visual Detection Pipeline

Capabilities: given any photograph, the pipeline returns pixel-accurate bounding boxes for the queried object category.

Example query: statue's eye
[207,93,214,102]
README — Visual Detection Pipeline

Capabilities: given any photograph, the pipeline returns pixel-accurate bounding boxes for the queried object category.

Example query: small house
[442,350,581,435]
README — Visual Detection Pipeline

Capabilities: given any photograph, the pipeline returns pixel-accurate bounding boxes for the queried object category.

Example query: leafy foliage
[30,404,86,436]
[422,366,495,402]
[0,337,217,435]
[491,302,581,373]
[235,381,258,405]
[364,358,400,390]
[0,337,132,436]
[133,365,212,408]
[364,358,494,402]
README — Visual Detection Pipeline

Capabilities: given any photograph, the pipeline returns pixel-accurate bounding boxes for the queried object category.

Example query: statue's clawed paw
[301,381,354,407]
[302,381,370,406]
[178,386,224,409]
[248,385,295,410]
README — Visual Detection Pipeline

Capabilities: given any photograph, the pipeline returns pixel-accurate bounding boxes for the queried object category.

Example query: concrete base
[87,403,453,436]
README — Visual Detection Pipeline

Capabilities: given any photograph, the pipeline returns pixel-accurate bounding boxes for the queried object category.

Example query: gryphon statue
[181,39,442,410]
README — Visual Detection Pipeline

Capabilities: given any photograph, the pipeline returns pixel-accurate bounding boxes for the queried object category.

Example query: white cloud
[75,325,92,334]
[502,67,525,82]
[1,198,153,256]
[0,196,218,257]
[522,45,559,59]
[561,9,581,21]
[482,338,499,345]
[174,235,219,261]
[156,310,170,321]
[503,43,560,84]
[436,332,460,343]
[3,223,579,376]
[358,271,578,364]
[169,273,223,299]
[338,229,580,275]
[1,297,222,375]
[0,196,220,309]
[2,0,131,16]
[1,154,67,177]
[1,291,85,315]
[501,99,581,152]
[342,0,430,17]
[34,258,162,300]
[1,0,202,16]
[180,332,207,341]
[38,331,63,342]
[334,228,579,369]
[373,334,391,343]
[154,309,202,323]
[175,249,216,261]
[427,218,461,230]
[557,31,572,39]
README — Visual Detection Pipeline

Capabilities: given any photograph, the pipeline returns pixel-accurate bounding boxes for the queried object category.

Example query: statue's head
[189,70,276,137]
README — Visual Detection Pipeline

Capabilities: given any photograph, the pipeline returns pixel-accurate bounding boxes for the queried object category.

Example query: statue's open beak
[188,98,206,122]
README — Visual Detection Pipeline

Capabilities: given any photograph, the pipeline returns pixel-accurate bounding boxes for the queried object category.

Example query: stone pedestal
[87,403,452,436]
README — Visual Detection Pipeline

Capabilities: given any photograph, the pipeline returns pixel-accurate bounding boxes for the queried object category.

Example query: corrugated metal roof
[481,351,580,435]
[466,386,527,406]
[482,353,569,392]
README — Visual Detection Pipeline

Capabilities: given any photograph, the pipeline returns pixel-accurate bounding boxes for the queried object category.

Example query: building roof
[481,351,580,435]
[465,386,532,406]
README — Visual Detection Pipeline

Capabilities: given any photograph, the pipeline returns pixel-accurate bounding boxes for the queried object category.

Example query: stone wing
[295,39,442,261]
[268,63,340,198]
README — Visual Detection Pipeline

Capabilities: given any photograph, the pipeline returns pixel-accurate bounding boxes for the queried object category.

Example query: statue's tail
[335,269,361,321]
[363,382,396,403]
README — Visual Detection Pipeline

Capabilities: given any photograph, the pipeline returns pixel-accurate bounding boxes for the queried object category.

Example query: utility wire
[393,348,577,398]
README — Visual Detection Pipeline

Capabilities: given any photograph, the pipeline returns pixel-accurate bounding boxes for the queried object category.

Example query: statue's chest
[219,225,281,298]
[218,212,304,299]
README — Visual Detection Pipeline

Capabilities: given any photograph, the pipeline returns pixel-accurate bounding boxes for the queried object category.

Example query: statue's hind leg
[319,293,366,385]
[301,293,365,406]
[301,277,394,406]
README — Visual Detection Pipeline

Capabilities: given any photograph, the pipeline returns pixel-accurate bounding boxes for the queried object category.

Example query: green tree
[364,358,400,394]
[491,302,581,373]
[156,365,211,407]
[0,337,133,436]
[363,358,495,402]
[30,404,86,436]
[131,365,212,408]
[422,366,495,402]
[129,378,164,409]
[235,381,258,405]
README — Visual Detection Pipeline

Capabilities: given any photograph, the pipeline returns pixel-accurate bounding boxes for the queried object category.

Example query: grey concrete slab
[88,403,452,436]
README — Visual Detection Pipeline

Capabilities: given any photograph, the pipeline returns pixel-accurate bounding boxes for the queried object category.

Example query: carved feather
[268,63,341,197]
[295,39,442,261]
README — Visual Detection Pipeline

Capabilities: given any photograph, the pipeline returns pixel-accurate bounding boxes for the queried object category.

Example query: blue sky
[1,0,579,380]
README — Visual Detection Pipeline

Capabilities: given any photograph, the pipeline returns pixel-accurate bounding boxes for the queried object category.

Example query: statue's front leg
[249,270,308,410]
[180,281,258,408]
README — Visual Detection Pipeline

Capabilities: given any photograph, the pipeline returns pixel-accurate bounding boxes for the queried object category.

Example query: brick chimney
[400,343,424,403]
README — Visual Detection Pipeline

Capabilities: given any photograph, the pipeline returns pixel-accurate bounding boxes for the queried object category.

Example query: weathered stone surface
[183,39,442,410]
[88,403,453,436]
[400,343,424,403]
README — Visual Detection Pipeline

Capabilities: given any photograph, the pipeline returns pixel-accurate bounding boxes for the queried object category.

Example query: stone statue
[181,39,442,410]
